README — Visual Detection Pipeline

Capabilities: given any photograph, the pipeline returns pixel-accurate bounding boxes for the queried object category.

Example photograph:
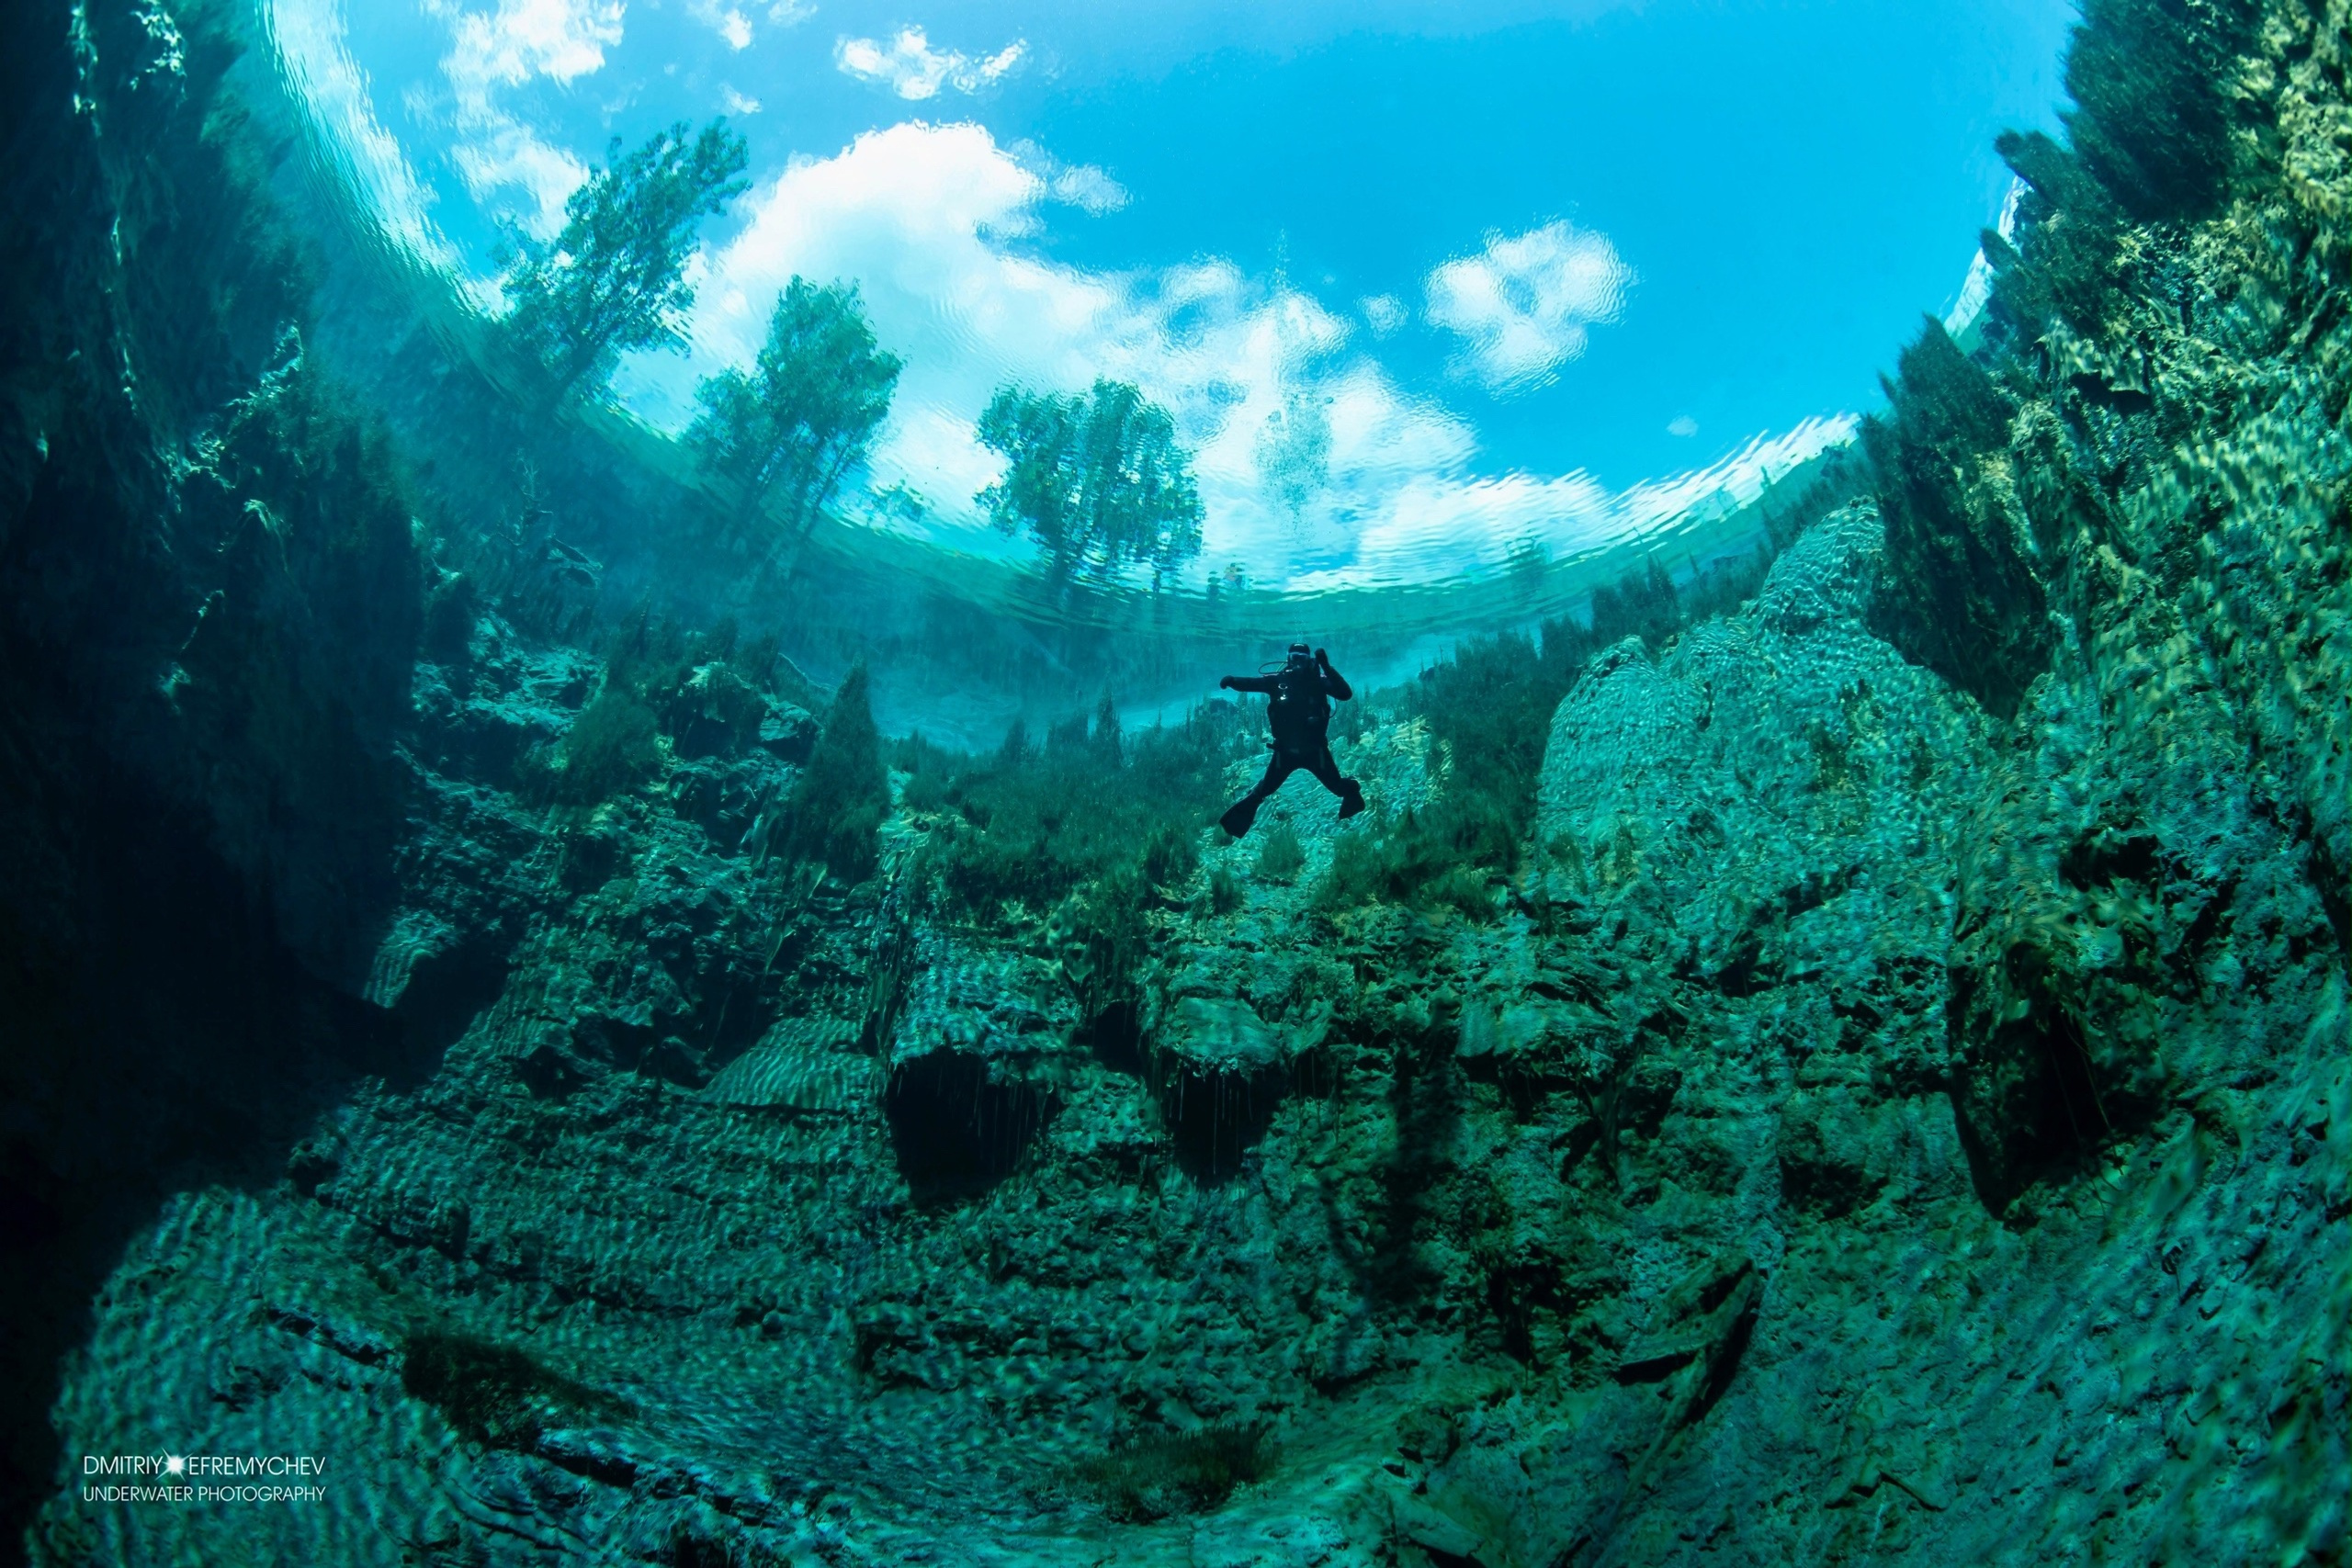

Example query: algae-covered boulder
[755,701,818,762]
[1539,501,1982,993]
[1755,499,1884,634]
[894,941,1069,1060]
[1454,994,1599,1066]
[419,635,597,791]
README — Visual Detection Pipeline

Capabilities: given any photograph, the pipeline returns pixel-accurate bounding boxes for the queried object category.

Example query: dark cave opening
[1952,1009,2124,1214]
[1151,1056,1294,1184]
[1084,999,1148,1077]
[388,930,514,1061]
[883,1050,1060,1204]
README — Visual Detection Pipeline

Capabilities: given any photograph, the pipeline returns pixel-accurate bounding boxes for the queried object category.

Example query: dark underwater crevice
[1148,1046,1328,1186]
[0,0,444,1549]
[1084,999,1148,1077]
[1949,1005,2130,1218]
[882,1051,1061,1206]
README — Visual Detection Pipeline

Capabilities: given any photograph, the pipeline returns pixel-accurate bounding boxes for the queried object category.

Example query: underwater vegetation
[903,701,1231,916]
[0,0,2346,1562]
[503,120,752,406]
[530,614,813,810]
[552,682,664,807]
[2064,0,2266,224]
[896,700,1237,1030]
[1252,821,1306,883]
[1068,1422,1274,1522]
[778,662,890,881]
[1861,321,2052,717]
[1865,0,2306,722]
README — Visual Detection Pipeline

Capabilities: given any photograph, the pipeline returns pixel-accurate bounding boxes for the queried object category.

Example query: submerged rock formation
[1,0,2344,1564]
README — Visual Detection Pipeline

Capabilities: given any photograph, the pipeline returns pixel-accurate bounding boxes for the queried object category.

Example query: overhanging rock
[1145,986,1329,1179]
[881,940,1073,1201]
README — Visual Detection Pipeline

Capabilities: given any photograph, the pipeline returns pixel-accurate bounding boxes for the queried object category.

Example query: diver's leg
[1220,753,1296,837]
[1306,748,1365,819]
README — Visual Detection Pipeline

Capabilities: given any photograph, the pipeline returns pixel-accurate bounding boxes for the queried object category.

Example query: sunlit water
[262,0,2059,637]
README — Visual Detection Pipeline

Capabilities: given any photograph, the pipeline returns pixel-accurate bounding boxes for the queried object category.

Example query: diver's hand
[1218,676,1237,691]
[1314,647,1329,666]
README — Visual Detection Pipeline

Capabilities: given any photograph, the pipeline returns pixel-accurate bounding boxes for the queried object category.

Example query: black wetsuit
[1217,652,1365,836]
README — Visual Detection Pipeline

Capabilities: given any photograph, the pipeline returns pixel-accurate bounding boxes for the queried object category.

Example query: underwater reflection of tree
[977,378,1205,596]
[503,120,750,407]
[689,277,900,572]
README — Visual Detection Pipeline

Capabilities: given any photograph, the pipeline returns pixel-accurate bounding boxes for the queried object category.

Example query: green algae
[1252,821,1306,883]
[1069,1421,1274,1522]
[908,705,1232,915]
[779,663,889,881]
[553,682,663,806]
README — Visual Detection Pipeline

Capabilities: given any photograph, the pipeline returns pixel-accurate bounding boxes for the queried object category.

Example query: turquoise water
[254,0,2083,741]
[273,0,2068,618]
[0,0,2345,1562]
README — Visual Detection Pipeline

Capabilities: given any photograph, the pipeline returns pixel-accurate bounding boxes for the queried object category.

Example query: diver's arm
[1221,674,1280,694]
[1315,649,1353,701]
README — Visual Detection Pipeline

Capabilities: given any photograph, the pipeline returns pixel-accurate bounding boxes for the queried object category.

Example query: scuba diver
[1216,643,1366,837]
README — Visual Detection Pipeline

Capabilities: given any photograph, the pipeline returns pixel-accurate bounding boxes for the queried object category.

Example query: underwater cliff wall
[0,0,447,1544]
[0,0,2344,1565]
